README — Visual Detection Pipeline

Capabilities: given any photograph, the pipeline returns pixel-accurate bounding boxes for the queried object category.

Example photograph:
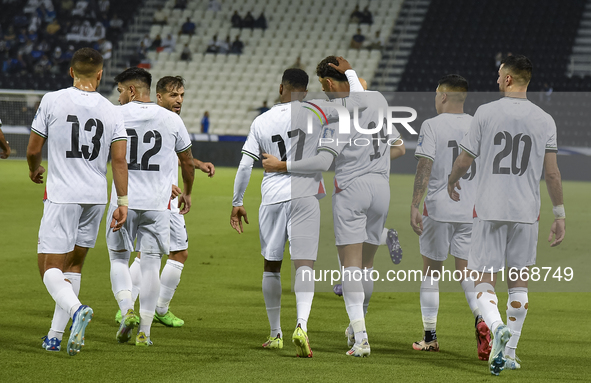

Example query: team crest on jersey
[33,108,40,120]
[417,133,424,147]
[322,127,335,139]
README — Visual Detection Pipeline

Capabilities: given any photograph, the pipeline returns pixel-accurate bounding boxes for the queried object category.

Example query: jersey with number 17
[109,101,192,211]
[31,87,127,204]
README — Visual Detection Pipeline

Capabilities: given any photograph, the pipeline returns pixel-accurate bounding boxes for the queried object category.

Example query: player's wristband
[552,204,565,219]
[117,195,129,207]
[286,160,292,172]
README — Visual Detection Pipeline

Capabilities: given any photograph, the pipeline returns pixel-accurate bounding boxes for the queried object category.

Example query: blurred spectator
[290,56,305,71]
[231,11,242,28]
[98,0,110,14]
[46,19,61,36]
[206,35,220,53]
[494,51,502,68]
[255,12,267,30]
[137,41,148,59]
[141,34,151,49]
[360,6,373,24]
[29,12,42,33]
[24,0,41,14]
[368,31,384,50]
[219,36,231,54]
[62,45,75,61]
[230,35,244,54]
[540,82,553,103]
[350,28,365,49]
[207,0,221,13]
[350,5,362,23]
[93,21,106,40]
[98,38,112,60]
[59,0,74,15]
[180,43,191,61]
[67,20,81,41]
[253,101,269,115]
[80,20,93,41]
[109,14,124,33]
[174,0,187,10]
[51,46,64,72]
[161,34,176,53]
[201,111,209,133]
[72,0,89,17]
[34,54,52,74]
[37,39,51,53]
[242,12,255,29]
[153,6,168,25]
[150,34,162,50]
[180,18,196,35]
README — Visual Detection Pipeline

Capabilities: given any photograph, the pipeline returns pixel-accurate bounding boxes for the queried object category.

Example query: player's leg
[154,212,189,327]
[129,254,141,304]
[361,243,378,317]
[503,221,537,369]
[259,203,287,349]
[413,255,443,352]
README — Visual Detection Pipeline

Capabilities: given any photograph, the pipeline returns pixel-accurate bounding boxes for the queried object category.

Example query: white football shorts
[468,218,539,273]
[258,196,320,262]
[169,212,188,252]
[332,174,390,246]
[105,204,171,254]
[419,216,472,261]
[38,200,105,254]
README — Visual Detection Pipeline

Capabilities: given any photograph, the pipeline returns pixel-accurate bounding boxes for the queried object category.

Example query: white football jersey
[318,91,399,191]
[31,87,127,204]
[109,101,192,211]
[460,97,558,223]
[415,113,476,223]
[241,101,325,205]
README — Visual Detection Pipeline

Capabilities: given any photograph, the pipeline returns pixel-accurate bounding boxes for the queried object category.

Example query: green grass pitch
[0,160,589,382]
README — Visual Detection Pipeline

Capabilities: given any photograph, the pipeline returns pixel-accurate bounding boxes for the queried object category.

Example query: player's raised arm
[410,157,433,235]
[110,139,128,231]
[543,152,566,246]
[177,147,195,215]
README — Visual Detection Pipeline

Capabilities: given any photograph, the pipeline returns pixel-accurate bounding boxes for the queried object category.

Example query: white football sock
[263,271,282,338]
[342,267,366,344]
[505,287,528,358]
[43,268,81,319]
[379,227,388,246]
[129,257,141,304]
[362,267,374,316]
[475,283,503,333]
[460,278,481,318]
[294,266,314,333]
[420,276,439,331]
[156,259,184,316]
[108,249,133,313]
[48,272,81,341]
[138,252,162,336]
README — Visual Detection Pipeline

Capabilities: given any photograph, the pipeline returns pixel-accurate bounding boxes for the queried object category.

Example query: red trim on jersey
[43,187,47,201]
[423,203,428,216]
[334,179,343,194]
[537,213,540,221]
[473,206,477,218]
[168,200,171,210]
[318,182,325,195]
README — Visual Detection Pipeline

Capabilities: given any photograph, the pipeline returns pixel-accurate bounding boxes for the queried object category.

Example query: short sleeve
[31,94,49,138]
[460,107,482,158]
[545,115,558,152]
[174,117,192,153]
[414,120,434,161]
[111,107,127,143]
[241,121,261,161]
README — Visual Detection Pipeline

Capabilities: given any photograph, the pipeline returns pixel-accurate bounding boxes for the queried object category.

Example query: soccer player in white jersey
[26,48,129,356]
[118,75,215,327]
[264,56,399,357]
[448,55,566,375]
[107,67,195,346]
[410,74,491,359]
[230,68,327,357]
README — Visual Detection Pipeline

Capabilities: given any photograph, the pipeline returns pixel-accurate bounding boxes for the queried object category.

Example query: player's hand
[171,184,182,199]
[447,180,461,201]
[410,205,423,235]
[29,165,45,184]
[230,206,249,234]
[0,144,10,159]
[178,194,191,215]
[328,56,353,73]
[262,153,286,173]
[110,206,128,232]
[199,161,215,177]
[548,218,565,247]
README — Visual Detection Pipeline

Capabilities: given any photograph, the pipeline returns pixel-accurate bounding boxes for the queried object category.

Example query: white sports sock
[342,267,366,344]
[362,267,374,316]
[138,252,162,336]
[420,276,439,331]
[379,227,388,246]
[129,257,141,304]
[294,266,314,333]
[108,249,133,313]
[460,278,481,318]
[263,272,282,338]
[505,287,528,358]
[43,268,81,319]
[156,259,184,316]
[475,283,504,333]
[48,272,82,340]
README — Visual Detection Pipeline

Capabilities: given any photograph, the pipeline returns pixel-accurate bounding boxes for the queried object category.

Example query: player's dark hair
[316,56,347,82]
[281,68,308,90]
[156,75,185,94]
[501,55,532,85]
[438,74,469,92]
[114,67,152,88]
[70,48,103,78]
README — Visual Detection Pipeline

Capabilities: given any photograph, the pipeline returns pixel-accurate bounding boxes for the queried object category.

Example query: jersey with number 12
[31,87,127,204]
